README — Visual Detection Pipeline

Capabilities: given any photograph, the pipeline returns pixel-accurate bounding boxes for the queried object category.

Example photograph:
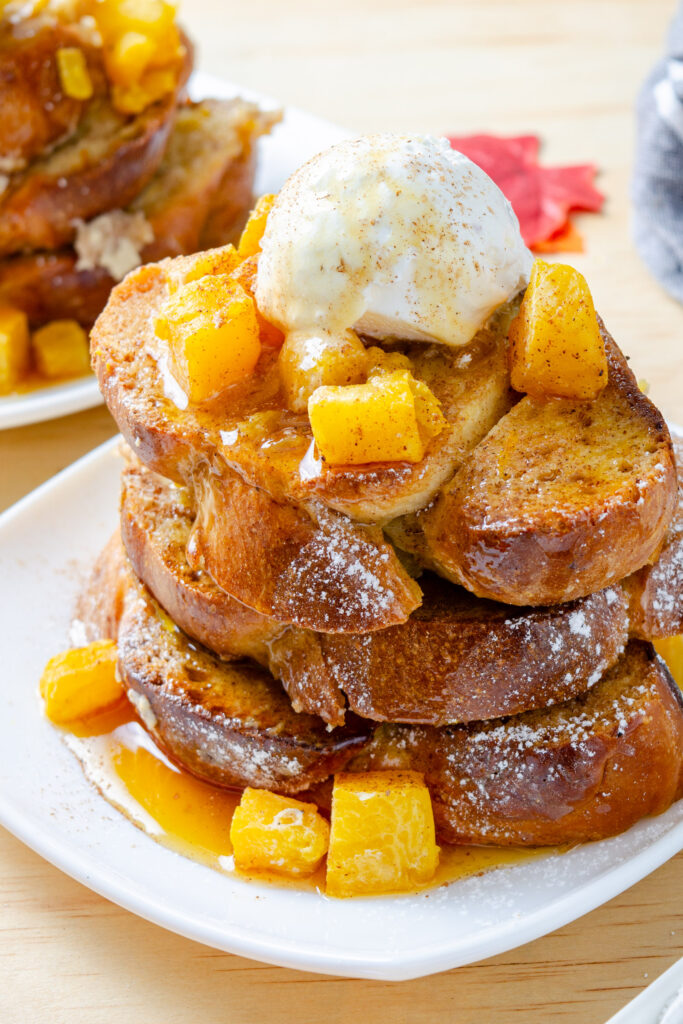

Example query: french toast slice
[186,461,423,633]
[112,562,370,793]
[350,640,683,846]
[0,18,108,171]
[0,40,192,257]
[627,434,683,639]
[92,263,516,523]
[122,458,641,729]
[419,326,677,605]
[78,550,683,845]
[0,100,278,327]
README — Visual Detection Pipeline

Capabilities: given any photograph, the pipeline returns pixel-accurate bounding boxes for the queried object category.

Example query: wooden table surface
[2,2,683,1021]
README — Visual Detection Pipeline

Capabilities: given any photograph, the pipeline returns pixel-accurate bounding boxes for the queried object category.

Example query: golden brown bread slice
[186,461,423,633]
[0,18,108,171]
[92,263,517,523]
[627,434,683,639]
[418,326,677,606]
[350,640,683,846]
[94,259,677,612]
[115,566,371,794]
[78,548,683,845]
[0,38,192,257]
[121,458,642,730]
[0,99,277,326]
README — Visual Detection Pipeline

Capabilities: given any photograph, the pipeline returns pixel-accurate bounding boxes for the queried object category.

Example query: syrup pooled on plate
[64,699,561,896]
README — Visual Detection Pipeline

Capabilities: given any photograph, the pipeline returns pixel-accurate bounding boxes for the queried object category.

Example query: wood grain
[1,1,683,1020]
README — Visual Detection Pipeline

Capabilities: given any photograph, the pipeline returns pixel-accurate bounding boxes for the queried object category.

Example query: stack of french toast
[73,140,683,860]
[0,0,277,391]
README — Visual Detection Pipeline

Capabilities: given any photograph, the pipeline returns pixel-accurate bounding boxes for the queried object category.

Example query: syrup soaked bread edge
[420,323,677,606]
[0,35,193,258]
[0,99,277,326]
[627,434,683,638]
[349,641,683,846]
[122,458,637,728]
[76,547,683,845]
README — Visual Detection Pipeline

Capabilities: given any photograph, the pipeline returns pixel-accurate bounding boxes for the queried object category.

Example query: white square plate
[1,437,683,980]
[0,72,348,430]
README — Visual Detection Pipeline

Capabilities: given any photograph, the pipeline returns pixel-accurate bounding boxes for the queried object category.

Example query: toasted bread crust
[349,641,683,845]
[187,462,423,633]
[0,36,193,257]
[627,434,683,638]
[121,459,647,730]
[79,552,683,845]
[0,19,107,170]
[117,574,371,793]
[0,100,277,326]
[421,326,677,605]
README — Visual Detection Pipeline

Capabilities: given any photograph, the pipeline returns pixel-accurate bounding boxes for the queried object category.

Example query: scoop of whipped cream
[255,133,532,348]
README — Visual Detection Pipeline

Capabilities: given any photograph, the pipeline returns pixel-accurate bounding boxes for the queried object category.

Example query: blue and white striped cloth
[633,4,683,302]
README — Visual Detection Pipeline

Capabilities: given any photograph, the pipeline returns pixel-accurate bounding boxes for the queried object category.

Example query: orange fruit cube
[509,258,607,400]
[326,770,439,897]
[230,788,330,877]
[40,640,123,724]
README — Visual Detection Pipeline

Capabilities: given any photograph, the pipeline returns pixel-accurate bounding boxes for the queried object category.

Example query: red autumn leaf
[447,133,604,248]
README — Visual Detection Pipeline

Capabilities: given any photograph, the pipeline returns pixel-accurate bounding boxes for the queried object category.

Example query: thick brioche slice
[0,19,107,171]
[420,326,677,605]
[351,641,683,846]
[627,434,683,639]
[187,462,422,633]
[121,459,640,730]
[78,551,683,845]
[92,263,516,524]
[102,557,371,793]
[0,100,277,327]
[0,36,193,258]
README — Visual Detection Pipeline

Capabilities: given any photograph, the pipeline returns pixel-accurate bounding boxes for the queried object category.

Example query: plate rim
[1,434,682,981]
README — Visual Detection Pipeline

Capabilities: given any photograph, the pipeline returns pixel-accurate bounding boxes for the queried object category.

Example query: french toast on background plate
[40,131,683,901]
[0,0,278,398]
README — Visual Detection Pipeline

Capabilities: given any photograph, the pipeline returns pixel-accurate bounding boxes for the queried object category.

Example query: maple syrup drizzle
[64,700,561,895]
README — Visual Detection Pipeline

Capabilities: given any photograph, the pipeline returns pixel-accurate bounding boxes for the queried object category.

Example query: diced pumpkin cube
[230,787,330,877]
[509,258,607,400]
[309,371,427,464]
[279,328,368,412]
[0,304,30,394]
[326,771,439,898]
[654,636,683,690]
[230,254,284,347]
[32,319,90,378]
[107,31,157,87]
[112,66,177,114]
[40,640,123,724]
[56,47,93,101]
[164,246,242,295]
[410,376,447,445]
[156,276,261,402]
[238,194,277,258]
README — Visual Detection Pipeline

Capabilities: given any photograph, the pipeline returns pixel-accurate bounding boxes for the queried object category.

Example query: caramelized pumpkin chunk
[230,254,284,347]
[163,246,242,294]
[309,370,443,465]
[94,0,182,114]
[230,788,330,877]
[654,636,683,690]
[279,328,368,412]
[0,305,30,394]
[509,259,607,400]
[40,640,123,724]
[326,771,439,897]
[156,276,261,402]
[238,194,277,258]
[33,319,90,379]
[56,47,93,101]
